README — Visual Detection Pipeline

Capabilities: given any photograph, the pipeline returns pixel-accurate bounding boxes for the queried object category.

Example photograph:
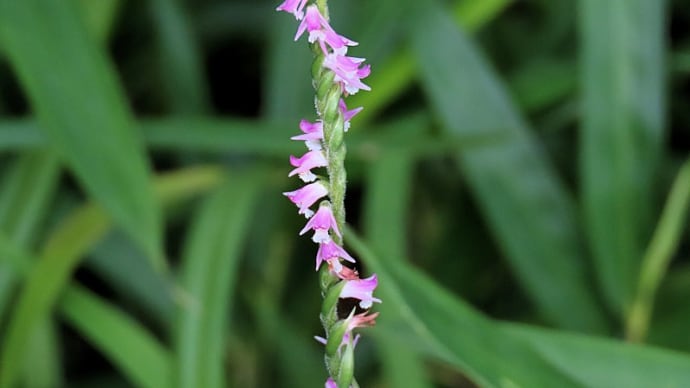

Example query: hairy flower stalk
[277,1,379,386]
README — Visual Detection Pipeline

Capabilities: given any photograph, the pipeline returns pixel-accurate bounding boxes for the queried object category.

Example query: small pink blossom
[340,274,381,309]
[294,5,324,41]
[300,203,341,243]
[339,99,363,132]
[325,378,337,388]
[289,150,328,182]
[316,240,356,271]
[323,53,371,95]
[276,0,308,20]
[345,310,379,331]
[283,181,328,218]
[291,119,324,150]
[295,6,357,54]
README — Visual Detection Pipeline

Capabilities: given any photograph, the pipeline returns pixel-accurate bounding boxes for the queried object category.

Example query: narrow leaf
[0,150,60,248]
[0,239,172,388]
[627,158,690,341]
[346,227,690,388]
[0,167,224,388]
[60,285,173,388]
[0,0,163,266]
[363,149,432,388]
[175,177,262,388]
[408,0,606,331]
[149,0,210,114]
[348,0,514,125]
[580,0,666,316]
[0,151,60,321]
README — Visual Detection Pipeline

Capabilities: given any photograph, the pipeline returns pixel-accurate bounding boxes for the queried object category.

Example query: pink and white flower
[289,150,328,182]
[276,0,308,20]
[295,6,357,54]
[300,203,341,242]
[323,53,371,95]
[283,181,329,217]
[291,119,324,150]
[340,274,381,309]
[339,99,363,132]
[316,239,356,271]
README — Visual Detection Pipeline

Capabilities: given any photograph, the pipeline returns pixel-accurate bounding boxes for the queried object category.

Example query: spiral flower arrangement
[276,0,380,386]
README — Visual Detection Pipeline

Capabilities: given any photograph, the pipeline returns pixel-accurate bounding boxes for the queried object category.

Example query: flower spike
[277,0,378,384]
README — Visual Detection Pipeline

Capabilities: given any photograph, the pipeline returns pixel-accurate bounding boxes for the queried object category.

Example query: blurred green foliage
[0,0,689,387]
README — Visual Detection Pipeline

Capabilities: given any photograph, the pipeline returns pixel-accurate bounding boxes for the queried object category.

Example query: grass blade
[76,0,121,45]
[174,177,262,388]
[19,320,63,388]
[0,151,60,248]
[149,0,210,114]
[0,0,163,266]
[0,151,60,322]
[348,0,514,125]
[579,0,666,317]
[363,149,432,388]
[0,167,224,388]
[61,285,173,388]
[626,158,690,341]
[408,0,606,331]
[263,13,314,120]
[87,232,176,326]
[346,227,690,387]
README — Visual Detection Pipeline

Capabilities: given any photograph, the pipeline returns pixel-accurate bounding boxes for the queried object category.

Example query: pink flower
[300,203,341,243]
[340,274,381,309]
[295,6,356,54]
[339,99,363,132]
[316,240,356,271]
[276,0,308,20]
[325,378,337,388]
[323,53,371,95]
[289,150,328,182]
[283,181,329,217]
[345,310,379,331]
[291,119,324,150]
[294,5,324,41]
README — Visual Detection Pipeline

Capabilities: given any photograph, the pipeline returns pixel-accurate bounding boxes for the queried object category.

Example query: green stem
[311,8,346,240]
[626,158,690,342]
[310,0,352,385]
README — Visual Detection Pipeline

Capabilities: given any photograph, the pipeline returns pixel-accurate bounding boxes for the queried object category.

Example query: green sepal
[321,279,346,326]
[323,85,341,124]
[325,352,341,382]
[336,337,355,388]
[319,263,339,293]
[311,48,325,75]
[317,71,336,102]
[328,115,345,152]
[325,319,348,357]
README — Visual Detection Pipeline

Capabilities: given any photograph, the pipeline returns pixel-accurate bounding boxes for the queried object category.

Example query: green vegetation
[0,0,689,387]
